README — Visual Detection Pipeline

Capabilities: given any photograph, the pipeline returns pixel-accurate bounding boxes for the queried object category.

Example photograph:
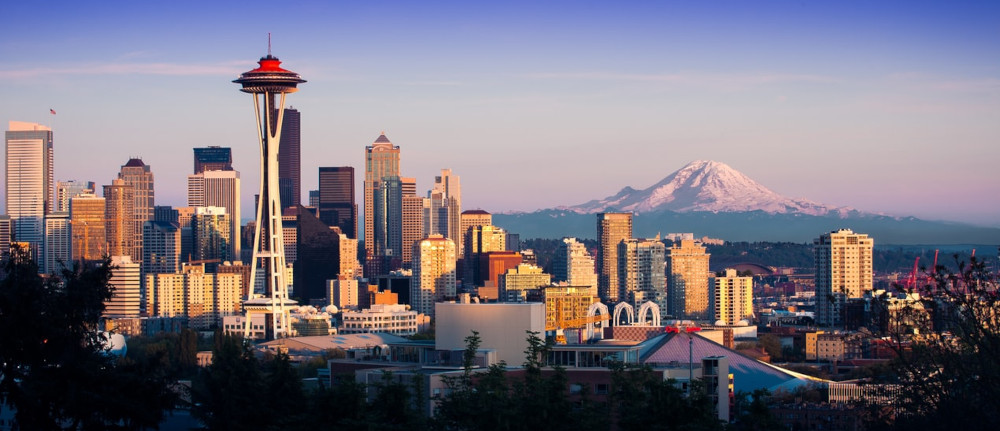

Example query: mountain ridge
[557,160,851,216]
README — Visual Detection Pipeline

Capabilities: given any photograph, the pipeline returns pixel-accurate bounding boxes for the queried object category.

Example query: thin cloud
[403,80,466,86]
[521,71,839,88]
[0,60,254,79]
[886,73,1000,94]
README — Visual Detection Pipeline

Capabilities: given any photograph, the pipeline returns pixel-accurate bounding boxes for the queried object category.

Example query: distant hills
[495,160,1000,244]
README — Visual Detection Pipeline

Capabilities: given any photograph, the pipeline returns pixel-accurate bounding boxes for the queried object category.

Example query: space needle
[233,39,305,340]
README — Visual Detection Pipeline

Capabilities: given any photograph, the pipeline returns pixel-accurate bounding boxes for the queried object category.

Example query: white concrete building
[436,301,545,365]
[341,304,420,336]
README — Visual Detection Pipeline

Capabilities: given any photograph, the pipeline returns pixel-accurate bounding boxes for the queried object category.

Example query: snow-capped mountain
[561,160,848,216]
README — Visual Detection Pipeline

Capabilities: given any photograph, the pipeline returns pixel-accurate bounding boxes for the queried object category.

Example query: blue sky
[2,1,999,226]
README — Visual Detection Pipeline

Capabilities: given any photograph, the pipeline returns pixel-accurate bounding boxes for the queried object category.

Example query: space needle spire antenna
[233,38,305,340]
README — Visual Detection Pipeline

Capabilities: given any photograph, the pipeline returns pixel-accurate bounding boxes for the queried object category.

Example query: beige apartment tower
[711,268,753,325]
[412,234,457,318]
[597,212,632,303]
[667,239,711,320]
[815,229,873,327]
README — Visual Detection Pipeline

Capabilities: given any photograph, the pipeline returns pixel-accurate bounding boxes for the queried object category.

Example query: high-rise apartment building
[193,146,233,174]
[278,107,301,208]
[423,169,462,254]
[56,180,94,212]
[142,220,181,275]
[364,132,400,275]
[5,121,54,260]
[104,255,141,318]
[411,234,456,318]
[667,239,711,320]
[145,264,242,330]
[400,177,423,268]
[335,228,361,279]
[188,170,240,261]
[69,193,107,263]
[712,269,754,326]
[42,212,70,274]
[815,229,873,327]
[318,166,356,238]
[597,212,632,303]
[118,158,154,258]
[104,179,136,258]
[192,206,231,270]
[553,237,598,296]
[618,237,667,314]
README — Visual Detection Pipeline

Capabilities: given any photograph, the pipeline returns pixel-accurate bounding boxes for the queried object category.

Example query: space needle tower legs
[233,41,305,340]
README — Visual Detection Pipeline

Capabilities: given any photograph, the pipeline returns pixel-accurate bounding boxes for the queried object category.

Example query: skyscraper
[815,229,873,327]
[597,212,632,303]
[618,237,666,313]
[142,220,181,275]
[56,180,95,212]
[104,255,141,318]
[69,193,107,263]
[43,212,70,274]
[464,224,506,288]
[5,121,54,261]
[278,107,301,208]
[193,146,233,174]
[667,239,711,320]
[364,132,400,275]
[289,205,344,303]
[0,215,13,256]
[400,177,423,269]
[104,179,136,258]
[318,166,356,238]
[423,169,461,254]
[460,210,492,249]
[712,269,754,325]
[188,170,240,261]
[412,234,456,318]
[192,206,231,270]
[118,158,154,258]
[553,237,598,297]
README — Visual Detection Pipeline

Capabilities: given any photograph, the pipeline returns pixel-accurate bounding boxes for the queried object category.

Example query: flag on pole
[50,109,56,115]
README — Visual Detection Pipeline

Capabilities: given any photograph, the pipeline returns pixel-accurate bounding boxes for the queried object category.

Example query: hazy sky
[2,1,998,226]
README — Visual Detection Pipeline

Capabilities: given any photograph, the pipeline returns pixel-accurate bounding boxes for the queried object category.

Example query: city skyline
[2,1,999,226]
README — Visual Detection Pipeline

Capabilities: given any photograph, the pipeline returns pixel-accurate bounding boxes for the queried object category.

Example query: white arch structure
[636,301,661,327]
[585,302,610,341]
[613,302,635,326]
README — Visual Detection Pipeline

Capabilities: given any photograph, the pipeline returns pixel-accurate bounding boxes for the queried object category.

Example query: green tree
[731,389,780,431]
[0,246,176,430]
[757,334,783,361]
[867,256,1000,430]
[191,331,269,430]
[609,362,724,431]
